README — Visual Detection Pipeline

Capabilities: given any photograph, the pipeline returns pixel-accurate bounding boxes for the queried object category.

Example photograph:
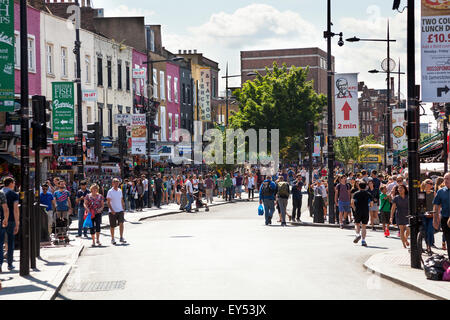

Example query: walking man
[0,178,19,271]
[107,178,126,245]
[185,176,194,213]
[40,184,56,238]
[351,181,373,247]
[335,175,352,229]
[276,176,290,226]
[142,174,149,208]
[292,174,304,222]
[154,173,163,209]
[76,180,90,238]
[259,176,278,226]
[433,172,450,258]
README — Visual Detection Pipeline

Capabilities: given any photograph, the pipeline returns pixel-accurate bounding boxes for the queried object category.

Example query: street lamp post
[347,20,396,174]
[74,0,84,179]
[324,0,344,225]
[221,65,256,126]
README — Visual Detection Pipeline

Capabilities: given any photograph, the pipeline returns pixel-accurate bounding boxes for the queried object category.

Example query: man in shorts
[335,175,351,229]
[351,181,373,247]
[107,178,126,245]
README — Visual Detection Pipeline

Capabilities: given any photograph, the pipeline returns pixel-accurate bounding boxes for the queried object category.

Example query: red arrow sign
[342,101,352,121]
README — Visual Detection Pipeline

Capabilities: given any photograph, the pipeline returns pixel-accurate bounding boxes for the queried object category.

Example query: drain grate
[68,280,126,292]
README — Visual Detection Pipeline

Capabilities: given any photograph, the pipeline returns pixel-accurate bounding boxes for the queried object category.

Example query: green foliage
[230,62,326,153]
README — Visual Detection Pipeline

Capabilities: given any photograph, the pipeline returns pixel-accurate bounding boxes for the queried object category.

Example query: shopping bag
[258,204,264,216]
[83,212,93,229]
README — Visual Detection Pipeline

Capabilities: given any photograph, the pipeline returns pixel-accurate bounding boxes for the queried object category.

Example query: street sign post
[0,0,15,112]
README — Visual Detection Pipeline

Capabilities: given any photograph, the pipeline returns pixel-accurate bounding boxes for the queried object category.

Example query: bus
[359,144,384,171]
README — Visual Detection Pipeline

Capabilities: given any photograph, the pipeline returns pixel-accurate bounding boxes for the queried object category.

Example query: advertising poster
[335,73,359,137]
[421,0,450,102]
[131,114,147,155]
[313,136,321,157]
[52,82,75,144]
[0,0,14,112]
[82,89,98,101]
[199,67,211,121]
[392,109,407,151]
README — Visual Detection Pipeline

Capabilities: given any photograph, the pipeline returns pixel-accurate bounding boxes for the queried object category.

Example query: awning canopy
[0,154,20,165]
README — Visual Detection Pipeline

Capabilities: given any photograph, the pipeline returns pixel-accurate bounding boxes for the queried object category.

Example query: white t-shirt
[301,170,307,178]
[143,179,149,192]
[185,180,194,194]
[107,188,124,213]
[247,177,255,188]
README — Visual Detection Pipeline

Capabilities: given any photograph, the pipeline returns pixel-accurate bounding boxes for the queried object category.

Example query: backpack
[278,182,289,198]
[262,183,274,197]
[337,183,351,200]
[424,254,449,281]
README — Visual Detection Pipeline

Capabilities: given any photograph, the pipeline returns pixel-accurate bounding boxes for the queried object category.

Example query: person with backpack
[351,181,373,247]
[291,174,304,222]
[379,185,392,237]
[259,176,278,226]
[276,176,290,226]
[335,175,352,229]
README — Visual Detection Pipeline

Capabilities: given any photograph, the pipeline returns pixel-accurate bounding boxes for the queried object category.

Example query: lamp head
[346,36,360,43]
[392,0,401,10]
[337,33,344,47]
[369,69,380,74]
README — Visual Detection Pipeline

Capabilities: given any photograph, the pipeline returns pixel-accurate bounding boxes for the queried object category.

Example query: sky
[92,0,436,127]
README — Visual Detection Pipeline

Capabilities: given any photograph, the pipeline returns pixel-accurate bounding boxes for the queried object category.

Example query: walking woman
[175,175,183,205]
[247,172,255,201]
[198,176,205,200]
[162,176,168,205]
[129,180,137,211]
[368,180,379,231]
[136,178,144,211]
[84,184,104,247]
[390,185,410,249]
[421,179,436,255]
[224,173,233,202]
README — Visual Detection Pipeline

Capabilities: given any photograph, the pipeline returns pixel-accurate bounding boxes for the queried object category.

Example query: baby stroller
[193,190,209,212]
[52,212,71,245]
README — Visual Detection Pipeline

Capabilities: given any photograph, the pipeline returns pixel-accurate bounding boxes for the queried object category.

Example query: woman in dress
[136,178,144,211]
[390,185,410,248]
[84,184,104,247]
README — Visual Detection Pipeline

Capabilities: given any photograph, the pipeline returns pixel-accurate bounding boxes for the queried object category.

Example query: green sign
[52,82,75,144]
[0,0,15,112]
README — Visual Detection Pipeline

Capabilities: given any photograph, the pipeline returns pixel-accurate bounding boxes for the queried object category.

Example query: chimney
[188,50,192,54]
[87,0,91,6]
[193,49,197,54]
[183,50,187,54]
[178,50,181,54]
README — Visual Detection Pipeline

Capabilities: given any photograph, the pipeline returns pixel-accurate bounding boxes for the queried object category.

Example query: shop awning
[0,154,20,165]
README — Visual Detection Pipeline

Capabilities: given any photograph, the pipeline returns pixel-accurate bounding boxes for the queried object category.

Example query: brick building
[240,47,334,134]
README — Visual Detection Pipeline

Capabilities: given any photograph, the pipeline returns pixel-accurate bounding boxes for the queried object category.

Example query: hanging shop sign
[392,109,408,151]
[421,0,450,102]
[199,67,212,121]
[335,73,359,137]
[0,0,14,112]
[131,114,147,155]
[52,82,75,144]
[82,89,98,102]
[133,68,146,79]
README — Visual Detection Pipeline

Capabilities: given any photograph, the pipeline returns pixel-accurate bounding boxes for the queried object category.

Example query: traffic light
[87,122,101,159]
[31,95,48,150]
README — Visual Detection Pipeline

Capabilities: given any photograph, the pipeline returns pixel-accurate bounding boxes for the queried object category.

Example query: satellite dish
[381,58,396,72]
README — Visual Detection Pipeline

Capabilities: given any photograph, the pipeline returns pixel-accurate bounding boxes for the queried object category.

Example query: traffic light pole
[19,0,30,277]
[75,0,84,178]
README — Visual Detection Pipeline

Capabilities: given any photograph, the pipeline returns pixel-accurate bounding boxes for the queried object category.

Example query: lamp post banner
[421,0,450,102]
[0,0,14,112]
[392,109,408,151]
[199,67,212,121]
[52,82,75,144]
[131,114,147,155]
[335,73,359,137]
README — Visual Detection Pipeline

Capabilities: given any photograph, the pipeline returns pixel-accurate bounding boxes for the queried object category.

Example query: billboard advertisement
[335,73,359,137]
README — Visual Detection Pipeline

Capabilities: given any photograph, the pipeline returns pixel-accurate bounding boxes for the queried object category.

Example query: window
[160,107,166,141]
[150,30,155,52]
[85,56,91,83]
[117,60,122,90]
[167,76,172,102]
[212,76,216,98]
[153,110,159,139]
[126,63,130,91]
[46,43,54,75]
[182,84,186,103]
[160,71,165,100]
[108,104,113,137]
[61,47,68,78]
[126,106,131,114]
[118,105,123,114]
[174,77,179,103]
[135,64,140,96]
[87,106,92,123]
[107,60,112,88]
[168,113,173,140]
[27,36,35,72]
[98,103,104,135]
[175,114,179,130]
[97,57,103,86]
[153,69,158,99]
[14,32,19,68]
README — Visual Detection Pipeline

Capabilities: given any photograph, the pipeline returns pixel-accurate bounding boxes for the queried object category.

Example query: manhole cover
[68,281,126,292]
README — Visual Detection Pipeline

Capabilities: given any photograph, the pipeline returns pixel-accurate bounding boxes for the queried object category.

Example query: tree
[334,135,378,168]
[230,62,326,154]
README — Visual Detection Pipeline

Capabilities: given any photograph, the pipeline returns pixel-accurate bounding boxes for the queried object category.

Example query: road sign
[335,73,359,137]
[421,1,450,102]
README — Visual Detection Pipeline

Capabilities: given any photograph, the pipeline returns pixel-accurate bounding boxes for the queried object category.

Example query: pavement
[1,190,449,299]
[0,192,252,299]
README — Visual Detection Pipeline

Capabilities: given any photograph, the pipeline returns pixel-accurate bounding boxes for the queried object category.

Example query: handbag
[83,212,93,229]
[258,204,264,216]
